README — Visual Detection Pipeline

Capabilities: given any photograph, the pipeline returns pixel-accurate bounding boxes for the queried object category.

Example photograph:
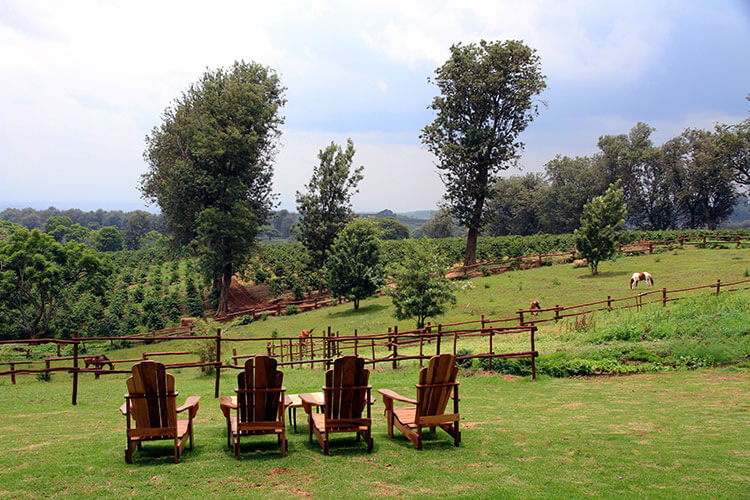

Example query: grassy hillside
[1,247,749,498]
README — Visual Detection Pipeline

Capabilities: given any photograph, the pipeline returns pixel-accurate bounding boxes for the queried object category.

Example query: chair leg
[189,422,194,450]
[174,437,180,464]
[125,440,133,464]
[235,434,241,460]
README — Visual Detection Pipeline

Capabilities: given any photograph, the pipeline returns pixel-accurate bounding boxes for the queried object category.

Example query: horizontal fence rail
[2,274,748,405]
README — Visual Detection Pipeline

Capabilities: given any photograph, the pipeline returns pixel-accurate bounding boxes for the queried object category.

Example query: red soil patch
[226,278,273,312]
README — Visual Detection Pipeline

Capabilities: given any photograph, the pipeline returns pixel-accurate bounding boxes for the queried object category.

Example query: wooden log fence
[2,273,748,404]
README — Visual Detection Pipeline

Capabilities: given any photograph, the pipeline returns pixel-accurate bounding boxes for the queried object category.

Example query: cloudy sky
[1,0,749,213]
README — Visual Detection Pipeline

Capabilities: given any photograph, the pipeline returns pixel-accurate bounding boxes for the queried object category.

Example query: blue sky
[1,0,748,213]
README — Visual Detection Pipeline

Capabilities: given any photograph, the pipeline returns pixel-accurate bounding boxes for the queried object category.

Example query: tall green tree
[123,210,152,250]
[574,181,627,275]
[0,229,109,339]
[294,138,364,274]
[419,208,459,238]
[326,219,382,310]
[387,238,456,329]
[92,226,124,252]
[374,216,410,240]
[141,61,286,315]
[674,129,738,229]
[421,39,546,266]
[485,173,548,236]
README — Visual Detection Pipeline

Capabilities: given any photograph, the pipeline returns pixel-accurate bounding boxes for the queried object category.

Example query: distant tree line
[0,207,166,250]
[482,120,750,236]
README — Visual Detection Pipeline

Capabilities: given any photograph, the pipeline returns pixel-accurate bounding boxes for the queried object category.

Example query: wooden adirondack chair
[120,360,200,463]
[226,356,287,459]
[301,356,373,455]
[378,353,460,450]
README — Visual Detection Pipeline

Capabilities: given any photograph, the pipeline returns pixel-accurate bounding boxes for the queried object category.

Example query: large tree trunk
[464,227,479,266]
[216,264,232,316]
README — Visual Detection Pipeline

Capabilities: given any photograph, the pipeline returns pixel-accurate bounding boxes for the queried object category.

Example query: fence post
[554,305,561,323]
[489,329,493,372]
[716,279,721,295]
[481,314,485,330]
[310,333,315,369]
[530,327,537,380]
[371,338,376,367]
[436,325,442,355]
[518,310,525,326]
[738,234,741,248]
[607,295,612,311]
[10,362,15,385]
[419,328,424,367]
[679,237,684,247]
[325,326,332,370]
[72,331,79,406]
[46,359,52,380]
[648,242,653,254]
[662,288,667,307]
[214,328,221,398]
[392,326,398,370]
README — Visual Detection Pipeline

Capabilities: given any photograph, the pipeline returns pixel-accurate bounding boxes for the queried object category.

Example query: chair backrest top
[417,354,458,418]
[126,360,177,430]
[236,355,283,423]
[324,356,369,420]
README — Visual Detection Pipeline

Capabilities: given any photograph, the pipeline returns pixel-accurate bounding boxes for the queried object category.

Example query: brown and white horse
[629,272,654,290]
[529,300,541,315]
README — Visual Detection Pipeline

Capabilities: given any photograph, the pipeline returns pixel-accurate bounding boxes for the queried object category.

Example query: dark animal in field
[630,272,654,290]
[529,300,541,315]
[83,354,115,371]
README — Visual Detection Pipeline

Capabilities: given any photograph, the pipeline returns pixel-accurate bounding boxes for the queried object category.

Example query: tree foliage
[294,138,364,273]
[93,226,124,252]
[374,216,410,240]
[0,229,110,339]
[140,60,286,315]
[387,238,456,329]
[326,219,382,309]
[574,181,627,274]
[420,39,546,265]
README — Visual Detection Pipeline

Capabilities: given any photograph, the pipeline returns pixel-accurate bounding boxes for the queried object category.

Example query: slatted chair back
[236,356,284,424]
[416,353,458,421]
[324,356,369,421]
[126,360,177,431]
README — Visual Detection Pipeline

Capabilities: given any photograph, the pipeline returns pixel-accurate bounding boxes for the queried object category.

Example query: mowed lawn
[0,365,748,499]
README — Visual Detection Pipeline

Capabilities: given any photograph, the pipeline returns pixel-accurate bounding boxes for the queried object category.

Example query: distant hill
[359,209,435,234]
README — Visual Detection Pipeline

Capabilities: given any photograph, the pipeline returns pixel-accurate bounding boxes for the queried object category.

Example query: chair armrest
[300,393,318,415]
[119,402,128,415]
[378,389,417,405]
[177,395,201,418]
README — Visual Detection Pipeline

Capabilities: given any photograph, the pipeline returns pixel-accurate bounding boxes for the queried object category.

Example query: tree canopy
[574,181,627,274]
[140,60,286,315]
[326,219,382,309]
[294,138,364,274]
[420,39,546,265]
[387,238,456,329]
[0,228,110,339]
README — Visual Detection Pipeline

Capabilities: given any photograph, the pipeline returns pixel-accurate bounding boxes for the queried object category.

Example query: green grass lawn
[0,365,748,498]
[1,247,749,498]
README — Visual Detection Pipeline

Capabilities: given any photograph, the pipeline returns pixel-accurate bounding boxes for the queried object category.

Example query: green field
[1,247,749,498]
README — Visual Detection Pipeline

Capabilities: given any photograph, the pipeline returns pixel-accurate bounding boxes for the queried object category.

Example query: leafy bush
[455,348,473,368]
[286,304,299,315]
[194,340,217,375]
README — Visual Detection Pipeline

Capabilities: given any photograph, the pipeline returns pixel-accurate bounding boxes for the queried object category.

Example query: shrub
[286,304,299,315]
[455,348,473,368]
[194,340,217,375]
[238,315,253,326]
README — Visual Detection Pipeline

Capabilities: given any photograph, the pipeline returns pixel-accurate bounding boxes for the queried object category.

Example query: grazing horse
[83,354,115,371]
[630,272,654,290]
[529,300,541,315]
